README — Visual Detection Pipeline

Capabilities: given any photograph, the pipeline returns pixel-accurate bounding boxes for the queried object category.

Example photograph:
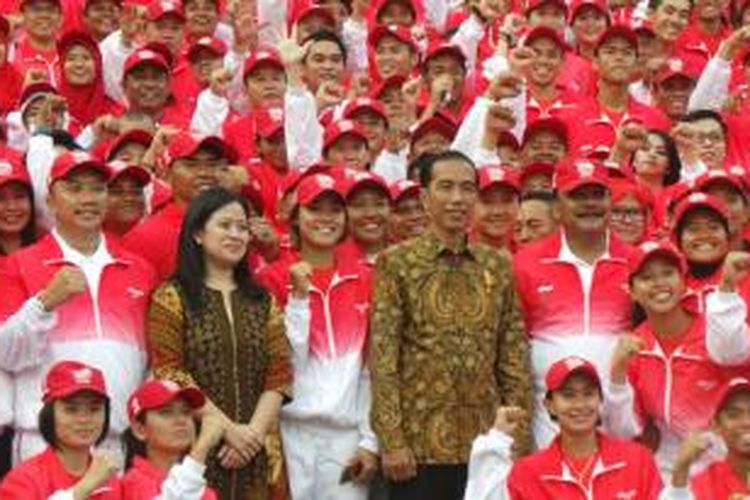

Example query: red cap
[628,240,686,278]
[127,379,205,422]
[19,82,57,108]
[478,165,521,193]
[389,179,420,201]
[323,120,369,152]
[410,114,458,145]
[695,169,746,196]
[526,0,568,15]
[21,0,61,9]
[522,25,567,52]
[368,24,418,52]
[243,48,284,79]
[254,107,284,139]
[498,131,520,150]
[49,152,111,187]
[629,17,655,36]
[57,30,99,57]
[554,158,609,193]
[188,36,227,60]
[343,97,388,124]
[673,192,730,228]
[545,356,600,393]
[343,170,390,199]
[610,178,653,207]
[0,160,30,189]
[596,24,638,53]
[163,132,237,167]
[43,361,108,403]
[123,48,170,76]
[714,377,750,417]
[372,75,407,99]
[520,161,556,186]
[107,160,151,186]
[280,163,332,197]
[104,129,154,161]
[295,173,343,206]
[569,0,608,21]
[423,40,466,67]
[522,117,569,149]
[146,0,184,21]
[291,2,336,27]
[656,56,701,85]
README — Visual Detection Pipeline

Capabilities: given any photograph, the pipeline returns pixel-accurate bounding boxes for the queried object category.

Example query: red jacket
[507,433,662,499]
[121,457,216,500]
[222,114,258,165]
[122,202,185,283]
[513,231,633,340]
[0,447,121,499]
[689,459,750,498]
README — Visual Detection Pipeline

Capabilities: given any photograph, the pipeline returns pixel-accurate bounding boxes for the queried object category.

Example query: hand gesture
[39,267,87,311]
[278,29,307,67]
[485,103,516,135]
[39,94,68,130]
[612,121,647,161]
[23,68,48,87]
[316,81,345,110]
[493,406,526,436]
[429,74,454,107]
[611,334,643,384]
[209,68,233,98]
[289,261,312,299]
[671,432,711,487]
[486,71,523,101]
[348,72,372,100]
[719,26,750,61]
[720,251,750,292]
[75,450,118,497]
[92,114,121,141]
[343,447,379,483]
[401,75,423,108]
[248,216,278,249]
[509,46,536,74]
[671,122,700,166]
[381,447,417,482]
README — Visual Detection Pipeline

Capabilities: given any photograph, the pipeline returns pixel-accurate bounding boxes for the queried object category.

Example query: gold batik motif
[148,282,293,500]
[369,231,533,464]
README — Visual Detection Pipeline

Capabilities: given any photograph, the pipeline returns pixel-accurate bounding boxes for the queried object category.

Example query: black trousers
[388,464,468,500]
[0,427,13,481]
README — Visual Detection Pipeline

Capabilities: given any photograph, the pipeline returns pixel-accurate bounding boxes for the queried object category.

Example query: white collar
[558,231,610,266]
[52,229,113,267]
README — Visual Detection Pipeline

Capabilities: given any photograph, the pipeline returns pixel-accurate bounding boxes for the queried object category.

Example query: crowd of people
[0,0,749,497]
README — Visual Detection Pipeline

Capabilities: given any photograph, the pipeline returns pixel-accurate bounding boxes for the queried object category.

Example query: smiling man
[370,150,532,500]
[513,158,634,448]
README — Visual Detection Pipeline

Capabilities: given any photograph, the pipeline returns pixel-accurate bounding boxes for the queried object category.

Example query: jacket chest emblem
[537,284,554,294]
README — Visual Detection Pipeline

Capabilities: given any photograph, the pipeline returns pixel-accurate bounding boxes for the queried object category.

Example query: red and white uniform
[0,233,155,462]
[121,456,217,500]
[122,202,185,283]
[0,447,121,499]
[513,231,634,446]
[604,292,750,477]
[257,255,376,500]
[464,430,662,499]
[661,459,750,499]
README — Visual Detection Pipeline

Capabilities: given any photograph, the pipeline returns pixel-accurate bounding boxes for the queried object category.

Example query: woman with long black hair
[147,187,292,500]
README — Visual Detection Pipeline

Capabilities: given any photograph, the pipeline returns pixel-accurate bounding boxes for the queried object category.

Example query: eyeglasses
[611,208,646,222]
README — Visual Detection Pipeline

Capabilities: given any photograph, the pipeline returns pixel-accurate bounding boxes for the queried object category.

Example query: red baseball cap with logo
[410,114,458,145]
[102,129,154,161]
[595,24,638,53]
[368,24,419,52]
[19,82,58,109]
[389,179,420,202]
[0,160,30,189]
[714,377,750,417]
[163,132,238,168]
[554,158,609,193]
[423,40,466,67]
[343,97,388,125]
[694,169,746,197]
[520,161,556,187]
[43,361,108,403]
[522,25,567,52]
[127,379,205,422]
[108,160,151,186]
[343,170,390,199]
[123,48,170,76]
[545,356,601,393]
[656,55,702,85]
[478,165,521,193]
[254,107,284,139]
[290,2,336,28]
[628,240,686,278]
[323,120,369,152]
[526,0,568,15]
[569,0,608,21]
[372,75,407,99]
[295,173,343,206]
[49,152,111,187]
[243,48,284,79]
[146,0,184,21]
[522,117,569,149]
[188,36,227,61]
[672,192,730,229]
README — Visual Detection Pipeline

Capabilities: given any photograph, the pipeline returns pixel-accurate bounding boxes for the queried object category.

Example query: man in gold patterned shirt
[369,150,533,500]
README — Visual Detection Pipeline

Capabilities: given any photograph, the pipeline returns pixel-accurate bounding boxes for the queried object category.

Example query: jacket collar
[38,232,134,267]
[416,229,478,262]
[538,230,629,264]
[539,433,628,484]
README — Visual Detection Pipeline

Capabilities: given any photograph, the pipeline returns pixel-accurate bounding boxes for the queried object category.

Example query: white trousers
[280,419,368,500]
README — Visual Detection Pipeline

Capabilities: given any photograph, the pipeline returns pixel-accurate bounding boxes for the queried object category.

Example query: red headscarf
[56,30,120,126]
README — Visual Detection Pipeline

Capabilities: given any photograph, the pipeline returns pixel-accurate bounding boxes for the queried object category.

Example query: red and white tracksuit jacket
[464,430,663,499]
[661,459,750,499]
[0,233,155,459]
[604,291,750,477]
[120,456,216,500]
[0,447,121,499]
[513,231,634,446]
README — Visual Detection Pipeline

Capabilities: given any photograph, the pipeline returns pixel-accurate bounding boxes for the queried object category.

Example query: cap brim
[177,386,206,409]
[559,178,608,193]
[548,365,601,393]
[110,165,151,185]
[45,385,108,402]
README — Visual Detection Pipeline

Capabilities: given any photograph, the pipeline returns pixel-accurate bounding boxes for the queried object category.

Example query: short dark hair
[302,30,348,64]
[39,398,111,450]
[520,189,556,203]
[680,109,728,138]
[675,206,730,243]
[418,150,476,188]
